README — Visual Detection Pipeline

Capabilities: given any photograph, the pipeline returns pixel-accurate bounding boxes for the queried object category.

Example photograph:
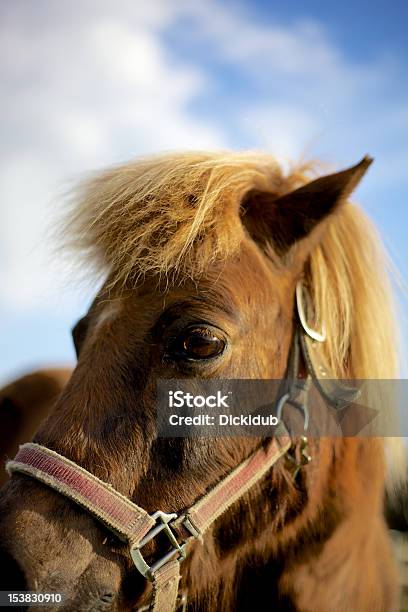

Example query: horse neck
[185,437,386,609]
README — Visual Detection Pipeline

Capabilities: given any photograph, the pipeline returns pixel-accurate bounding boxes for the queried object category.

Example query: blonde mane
[65,151,398,380]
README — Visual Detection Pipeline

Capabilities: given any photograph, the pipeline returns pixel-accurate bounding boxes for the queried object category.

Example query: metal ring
[276,393,290,423]
[276,392,309,432]
[295,282,326,343]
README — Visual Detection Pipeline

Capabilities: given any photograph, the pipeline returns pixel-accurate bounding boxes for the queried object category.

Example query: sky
[0,0,407,384]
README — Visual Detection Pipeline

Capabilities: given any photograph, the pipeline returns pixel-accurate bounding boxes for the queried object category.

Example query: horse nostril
[0,546,28,595]
[99,592,116,609]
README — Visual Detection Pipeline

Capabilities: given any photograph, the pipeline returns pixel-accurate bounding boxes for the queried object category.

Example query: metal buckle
[286,435,312,481]
[130,511,186,580]
[296,282,326,343]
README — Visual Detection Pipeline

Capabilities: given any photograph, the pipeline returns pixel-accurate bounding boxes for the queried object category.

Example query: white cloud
[0,0,407,382]
[179,2,407,171]
[239,105,321,162]
[0,1,226,313]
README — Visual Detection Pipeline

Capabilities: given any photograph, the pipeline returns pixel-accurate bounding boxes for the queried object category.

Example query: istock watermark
[156,379,406,438]
[168,413,279,427]
[168,390,231,409]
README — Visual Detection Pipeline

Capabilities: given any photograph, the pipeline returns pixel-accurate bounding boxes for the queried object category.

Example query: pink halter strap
[7,428,291,612]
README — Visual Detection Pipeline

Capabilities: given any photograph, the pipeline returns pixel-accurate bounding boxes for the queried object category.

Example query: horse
[0,151,403,611]
[0,368,71,486]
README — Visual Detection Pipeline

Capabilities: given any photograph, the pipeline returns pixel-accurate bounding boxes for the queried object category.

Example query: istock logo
[168,390,231,409]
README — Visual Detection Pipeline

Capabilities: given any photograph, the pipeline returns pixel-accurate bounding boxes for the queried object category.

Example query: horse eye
[175,328,226,360]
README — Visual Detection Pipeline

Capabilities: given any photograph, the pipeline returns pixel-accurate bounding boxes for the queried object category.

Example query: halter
[6,283,359,612]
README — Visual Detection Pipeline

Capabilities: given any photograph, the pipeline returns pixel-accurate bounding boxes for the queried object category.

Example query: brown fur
[0,152,400,611]
[0,369,71,486]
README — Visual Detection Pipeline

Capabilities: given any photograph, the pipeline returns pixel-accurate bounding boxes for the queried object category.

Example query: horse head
[0,152,398,611]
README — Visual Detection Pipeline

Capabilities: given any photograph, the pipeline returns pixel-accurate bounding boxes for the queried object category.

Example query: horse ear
[72,314,90,358]
[241,156,373,259]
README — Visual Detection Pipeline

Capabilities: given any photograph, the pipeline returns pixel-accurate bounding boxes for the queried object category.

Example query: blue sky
[0,0,407,384]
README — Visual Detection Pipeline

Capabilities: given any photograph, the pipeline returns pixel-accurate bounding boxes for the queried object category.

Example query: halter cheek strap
[7,427,291,612]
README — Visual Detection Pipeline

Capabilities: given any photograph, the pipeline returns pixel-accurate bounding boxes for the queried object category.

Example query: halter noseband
[6,283,359,612]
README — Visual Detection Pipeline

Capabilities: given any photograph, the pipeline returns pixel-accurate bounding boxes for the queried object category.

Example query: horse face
[0,242,296,609]
[0,156,373,610]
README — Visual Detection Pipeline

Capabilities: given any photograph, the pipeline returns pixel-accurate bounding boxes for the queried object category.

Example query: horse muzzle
[0,475,144,611]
